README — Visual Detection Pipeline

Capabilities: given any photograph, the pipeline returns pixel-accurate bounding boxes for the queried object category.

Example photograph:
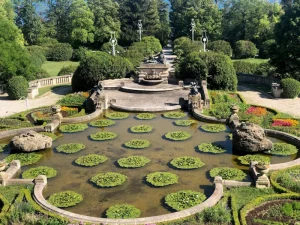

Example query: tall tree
[156,0,171,46]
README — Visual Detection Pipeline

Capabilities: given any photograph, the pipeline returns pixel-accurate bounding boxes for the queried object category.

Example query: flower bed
[90,172,127,187]
[56,143,85,154]
[48,191,83,208]
[165,190,206,211]
[106,204,141,219]
[174,120,196,126]
[146,172,178,187]
[197,143,226,154]
[61,106,79,117]
[117,156,150,168]
[136,113,156,120]
[170,156,205,169]
[201,124,226,133]
[245,106,267,116]
[130,125,153,133]
[105,112,129,120]
[124,139,150,149]
[272,119,299,127]
[75,154,108,167]
[31,110,53,125]
[59,123,88,133]
[5,153,42,166]
[210,167,247,181]
[267,143,298,156]
[57,92,88,107]
[165,131,191,141]
[89,119,116,127]
[237,154,270,165]
[22,166,57,179]
[90,132,117,141]
[163,112,186,119]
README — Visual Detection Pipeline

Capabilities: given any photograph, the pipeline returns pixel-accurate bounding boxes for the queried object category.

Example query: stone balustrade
[29,74,73,88]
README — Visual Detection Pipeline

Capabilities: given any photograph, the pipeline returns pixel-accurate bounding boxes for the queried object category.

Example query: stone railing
[29,74,73,88]
[237,74,280,86]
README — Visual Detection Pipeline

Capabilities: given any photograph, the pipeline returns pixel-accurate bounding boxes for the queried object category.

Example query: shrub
[5,153,42,166]
[165,190,206,211]
[281,78,300,98]
[46,43,73,61]
[197,143,226,154]
[105,112,129,120]
[90,132,117,141]
[48,191,83,208]
[117,156,150,168]
[57,93,87,107]
[100,42,125,55]
[260,39,276,59]
[124,139,150,149]
[72,47,88,61]
[165,131,191,141]
[90,172,127,187]
[7,76,29,100]
[233,61,258,74]
[174,120,196,126]
[56,143,85,154]
[173,37,203,57]
[36,37,59,47]
[267,143,298,156]
[130,125,153,133]
[59,123,88,133]
[129,36,162,57]
[146,172,179,187]
[237,154,270,165]
[197,205,232,224]
[163,112,186,119]
[22,166,57,179]
[121,49,144,68]
[234,40,258,59]
[170,156,205,169]
[106,204,141,219]
[75,154,108,167]
[57,65,78,76]
[26,45,46,68]
[136,113,156,120]
[210,167,247,180]
[89,119,116,127]
[208,40,232,56]
[34,68,50,79]
[201,124,226,132]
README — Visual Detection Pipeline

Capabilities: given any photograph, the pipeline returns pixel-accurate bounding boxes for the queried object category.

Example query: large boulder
[11,131,52,152]
[232,122,272,153]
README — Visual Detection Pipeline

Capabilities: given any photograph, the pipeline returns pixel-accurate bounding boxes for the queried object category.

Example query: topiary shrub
[89,119,116,127]
[7,76,29,100]
[75,154,108,167]
[46,43,73,61]
[130,125,153,133]
[267,143,298,156]
[233,61,259,74]
[174,120,196,126]
[105,112,129,120]
[281,78,300,98]
[208,40,232,56]
[165,190,206,211]
[234,40,258,59]
[163,112,186,119]
[117,156,151,168]
[124,139,150,149]
[146,172,178,187]
[56,143,85,154]
[165,131,191,141]
[237,154,270,165]
[57,65,78,76]
[48,191,83,208]
[129,36,162,57]
[197,143,226,154]
[136,113,156,120]
[72,47,88,61]
[106,204,141,219]
[201,124,226,132]
[22,166,57,179]
[59,123,88,133]
[209,167,247,180]
[90,172,127,187]
[5,153,42,166]
[90,132,117,141]
[170,156,205,169]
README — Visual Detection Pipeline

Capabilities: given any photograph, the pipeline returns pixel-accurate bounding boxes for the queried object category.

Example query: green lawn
[41,61,79,77]
[37,84,71,97]
[232,58,269,64]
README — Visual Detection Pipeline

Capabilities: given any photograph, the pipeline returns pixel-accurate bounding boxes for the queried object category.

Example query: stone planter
[255,164,270,174]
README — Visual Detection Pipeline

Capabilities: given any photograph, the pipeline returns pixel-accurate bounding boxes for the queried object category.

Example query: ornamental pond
[0,110,298,217]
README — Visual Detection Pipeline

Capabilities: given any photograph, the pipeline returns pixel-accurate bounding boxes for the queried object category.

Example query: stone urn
[255,163,270,174]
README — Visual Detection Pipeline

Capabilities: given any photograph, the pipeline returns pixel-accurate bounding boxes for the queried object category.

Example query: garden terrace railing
[29,74,73,88]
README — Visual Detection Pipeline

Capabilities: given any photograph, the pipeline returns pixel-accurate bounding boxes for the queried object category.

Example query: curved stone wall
[0,126,44,141]
[110,102,181,112]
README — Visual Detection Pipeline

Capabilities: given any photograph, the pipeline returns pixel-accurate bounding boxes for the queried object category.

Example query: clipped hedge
[267,143,298,156]
[163,112,186,119]
[197,143,226,154]
[234,40,258,59]
[233,61,258,74]
[146,172,178,187]
[201,124,226,132]
[165,131,191,141]
[59,123,88,133]
[89,119,115,127]
[22,166,57,179]
[281,78,300,98]
[174,120,196,126]
[124,139,150,149]
[130,125,153,133]
[136,113,156,120]
[170,156,205,169]
[56,143,85,154]
[237,154,270,165]
[90,172,127,187]
[230,194,241,225]
[106,204,141,219]
[75,154,108,167]
[90,132,117,141]
[7,76,29,100]
[210,167,247,181]
[5,153,42,166]
[105,112,129,120]
[48,191,83,208]
[117,156,150,168]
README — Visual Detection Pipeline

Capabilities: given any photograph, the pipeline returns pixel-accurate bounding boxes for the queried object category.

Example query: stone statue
[189,82,199,95]
[227,105,240,131]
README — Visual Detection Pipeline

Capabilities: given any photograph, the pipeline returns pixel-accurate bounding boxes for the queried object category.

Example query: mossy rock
[117,156,150,168]
[48,191,83,208]
[201,124,226,133]
[170,156,205,169]
[130,125,153,133]
[5,153,42,166]
[267,143,298,156]
[90,172,127,187]
[197,143,226,154]
[39,132,61,141]
[75,154,108,167]
[136,113,156,120]
[174,120,196,126]
[210,167,247,181]
[90,132,117,141]
[163,112,186,119]
[56,143,85,154]
[165,190,206,211]
[237,154,270,165]
[59,123,88,133]
[22,166,57,179]
[165,131,191,141]
[146,172,178,187]
[106,204,141,219]
[89,119,116,127]
[124,139,150,149]
[105,112,129,120]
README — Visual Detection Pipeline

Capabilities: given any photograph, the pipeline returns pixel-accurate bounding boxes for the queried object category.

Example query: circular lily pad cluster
[90,132,117,141]
[136,113,156,120]
[165,131,191,141]
[48,191,83,208]
[165,190,206,211]
[124,139,150,149]
[56,143,85,154]
[59,123,88,133]
[197,143,226,154]
[130,125,153,133]
[267,143,298,156]
[237,154,270,165]
[89,119,116,127]
[117,156,150,168]
[201,124,226,133]
[105,112,129,120]
[75,154,108,167]
[106,204,141,219]
[22,166,57,179]
[174,120,196,126]
[90,172,127,187]
[5,153,42,166]
[210,167,247,181]
[170,156,205,169]
[146,172,179,187]
[163,112,186,119]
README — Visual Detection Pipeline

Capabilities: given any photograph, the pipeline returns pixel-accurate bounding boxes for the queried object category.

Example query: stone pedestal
[271,83,282,98]
[188,93,202,111]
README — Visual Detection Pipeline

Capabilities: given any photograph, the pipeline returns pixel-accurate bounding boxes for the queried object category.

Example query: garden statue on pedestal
[86,82,104,112]
[227,105,240,131]
[188,82,202,111]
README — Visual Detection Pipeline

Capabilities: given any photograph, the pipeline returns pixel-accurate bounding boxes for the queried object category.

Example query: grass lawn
[41,61,79,77]
[232,58,269,64]
[37,84,71,97]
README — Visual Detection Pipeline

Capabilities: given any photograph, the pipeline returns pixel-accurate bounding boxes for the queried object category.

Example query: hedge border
[0,193,10,219]
[230,194,241,225]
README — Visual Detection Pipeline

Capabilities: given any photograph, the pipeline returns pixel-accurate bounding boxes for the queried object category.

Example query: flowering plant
[245,106,267,116]
[272,119,299,127]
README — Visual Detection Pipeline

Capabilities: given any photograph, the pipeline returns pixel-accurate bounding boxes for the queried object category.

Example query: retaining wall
[237,74,280,86]
[61,109,102,123]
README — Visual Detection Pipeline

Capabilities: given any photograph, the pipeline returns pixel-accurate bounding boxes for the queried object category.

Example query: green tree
[208,40,232,56]
[129,36,162,57]
[233,40,258,59]
[7,76,29,100]
[156,0,171,46]
[173,37,203,57]
[0,0,15,21]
